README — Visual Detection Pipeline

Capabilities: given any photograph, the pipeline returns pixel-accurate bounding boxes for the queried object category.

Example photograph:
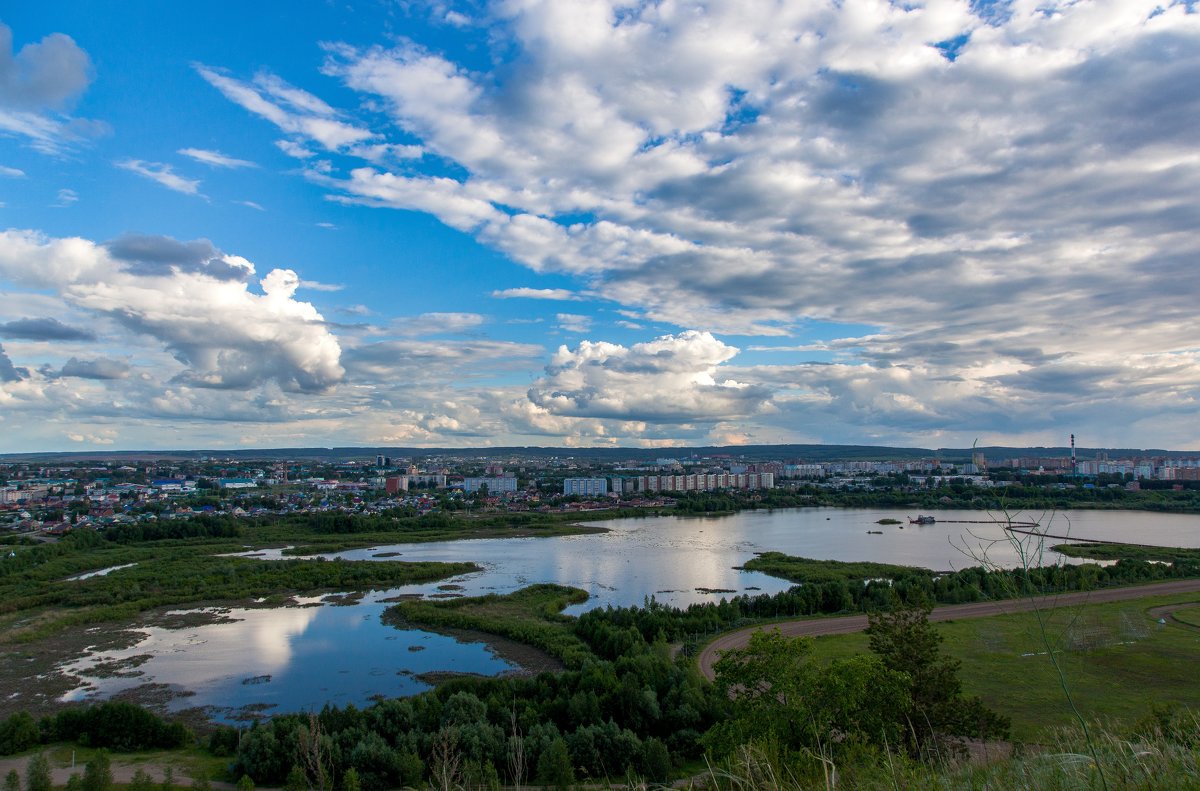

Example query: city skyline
[2,1,1198,452]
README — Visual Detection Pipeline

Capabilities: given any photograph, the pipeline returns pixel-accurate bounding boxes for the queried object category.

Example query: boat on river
[909,515,936,524]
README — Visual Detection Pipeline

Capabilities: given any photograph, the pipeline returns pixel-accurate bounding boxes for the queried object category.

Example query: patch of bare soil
[0,756,235,790]
[0,623,151,720]
[143,608,238,629]
[324,592,365,606]
[0,602,251,721]
[110,682,195,710]
[77,654,153,679]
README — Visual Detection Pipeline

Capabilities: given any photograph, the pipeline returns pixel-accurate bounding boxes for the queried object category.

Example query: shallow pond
[58,507,1200,719]
[58,590,516,722]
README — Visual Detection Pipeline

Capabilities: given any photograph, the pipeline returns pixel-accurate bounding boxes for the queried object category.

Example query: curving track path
[697,578,1200,681]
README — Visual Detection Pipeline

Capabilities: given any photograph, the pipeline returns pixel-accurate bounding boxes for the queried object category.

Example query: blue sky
[2,1,1199,451]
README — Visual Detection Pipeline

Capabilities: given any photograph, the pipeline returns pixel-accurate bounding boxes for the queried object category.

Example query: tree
[348,732,401,791]
[0,712,40,754]
[82,752,113,791]
[339,768,360,791]
[282,766,307,791]
[707,629,910,759]
[296,713,329,791]
[25,754,52,791]
[535,738,573,791]
[428,728,463,791]
[506,712,527,790]
[4,769,21,791]
[637,738,671,783]
[867,605,961,716]
[236,776,255,791]
[866,604,1009,756]
[129,769,155,791]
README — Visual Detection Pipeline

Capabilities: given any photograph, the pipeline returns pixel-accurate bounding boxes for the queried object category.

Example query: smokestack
[1071,434,1076,474]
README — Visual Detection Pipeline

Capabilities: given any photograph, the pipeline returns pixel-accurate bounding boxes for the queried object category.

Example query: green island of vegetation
[740,552,922,585]
[1053,542,1200,564]
[382,583,593,669]
[738,548,1200,609]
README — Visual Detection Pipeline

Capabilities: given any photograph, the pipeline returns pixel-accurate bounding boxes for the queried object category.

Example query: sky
[1,0,1198,453]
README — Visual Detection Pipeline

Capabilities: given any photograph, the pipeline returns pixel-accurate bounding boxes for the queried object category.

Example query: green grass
[276,519,606,555]
[805,591,1200,741]
[738,551,924,584]
[703,716,1200,791]
[382,583,592,667]
[1169,603,1200,628]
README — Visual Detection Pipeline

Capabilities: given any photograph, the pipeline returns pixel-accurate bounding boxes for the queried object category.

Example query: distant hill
[2,443,1197,464]
[938,446,1195,460]
[0,444,931,463]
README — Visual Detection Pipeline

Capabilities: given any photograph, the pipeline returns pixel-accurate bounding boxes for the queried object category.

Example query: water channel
[58,507,1200,720]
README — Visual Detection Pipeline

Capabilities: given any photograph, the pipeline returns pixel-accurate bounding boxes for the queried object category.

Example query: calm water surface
[59,591,516,721]
[59,507,1200,718]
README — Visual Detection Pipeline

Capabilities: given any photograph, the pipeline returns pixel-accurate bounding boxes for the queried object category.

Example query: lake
[58,507,1200,719]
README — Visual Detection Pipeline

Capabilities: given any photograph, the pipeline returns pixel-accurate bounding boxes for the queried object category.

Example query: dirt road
[0,757,235,789]
[697,578,1200,681]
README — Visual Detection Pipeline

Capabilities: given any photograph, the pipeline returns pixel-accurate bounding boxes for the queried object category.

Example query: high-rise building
[462,476,518,494]
[563,478,608,496]
[623,472,774,493]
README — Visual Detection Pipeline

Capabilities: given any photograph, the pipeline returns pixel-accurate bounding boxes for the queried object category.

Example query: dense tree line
[0,703,188,755]
[102,516,241,543]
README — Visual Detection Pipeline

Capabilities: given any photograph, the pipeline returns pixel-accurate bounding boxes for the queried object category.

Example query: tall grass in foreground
[949,723,1200,791]
[692,713,1200,791]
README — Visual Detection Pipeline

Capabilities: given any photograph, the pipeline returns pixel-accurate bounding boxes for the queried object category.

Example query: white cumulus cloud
[527,330,772,423]
[0,229,344,393]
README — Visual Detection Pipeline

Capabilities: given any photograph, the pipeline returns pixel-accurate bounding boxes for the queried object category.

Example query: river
[57,507,1200,720]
